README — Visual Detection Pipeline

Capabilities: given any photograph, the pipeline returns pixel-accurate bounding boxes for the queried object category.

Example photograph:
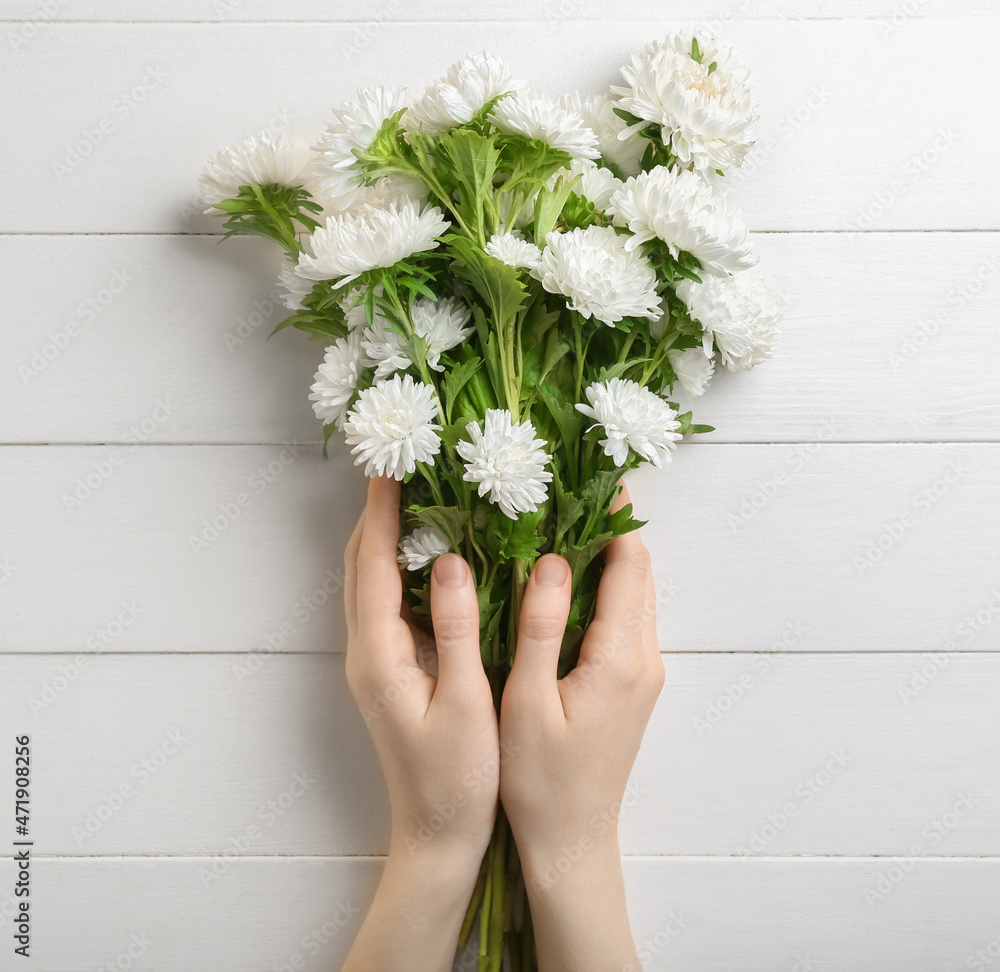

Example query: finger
[580,500,651,673]
[343,505,366,642]
[356,476,404,630]
[429,554,485,697]
[508,554,572,697]
[643,563,660,654]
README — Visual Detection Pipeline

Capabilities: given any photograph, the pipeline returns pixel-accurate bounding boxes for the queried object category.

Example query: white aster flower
[407,51,522,133]
[397,526,452,570]
[308,330,371,428]
[457,409,553,519]
[342,374,442,480]
[549,158,623,213]
[611,31,759,177]
[277,259,315,312]
[576,377,682,468]
[560,92,646,177]
[489,89,600,160]
[295,198,451,287]
[360,296,472,377]
[411,296,474,370]
[535,225,662,325]
[608,166,755,277]
[311,86,408,211]
[339,284,388,331]
[667,346,716,396]
[199,132,316,210]
[485,231,542,270]
[675,270,780,371]
[361,318,409,380]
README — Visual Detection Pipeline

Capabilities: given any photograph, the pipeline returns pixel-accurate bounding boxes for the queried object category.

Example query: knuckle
[625,545,652,576]
[619,656,647,689]
[432,612,477,647]
[519,611,567,644]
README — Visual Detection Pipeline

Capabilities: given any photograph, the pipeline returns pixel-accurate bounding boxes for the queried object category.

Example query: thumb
[429,554,485,696]
[508,554,572,696]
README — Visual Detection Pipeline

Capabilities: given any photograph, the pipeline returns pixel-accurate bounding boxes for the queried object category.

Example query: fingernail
[534,555,568,587]
[433,553,467,587]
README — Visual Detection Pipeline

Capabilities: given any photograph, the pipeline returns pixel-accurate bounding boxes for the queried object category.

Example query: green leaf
[437,129,500,233]
[321,421,339,459]
[532,171,581,242]
[552,471,585,548]
[563,532,614,587]
[442,356,483,422]
[406,505,470,551]
[446,234,528,325]
[490,508,546,561]
[581,469,623,515]
[537,382,585,447]
[438,416,472,449]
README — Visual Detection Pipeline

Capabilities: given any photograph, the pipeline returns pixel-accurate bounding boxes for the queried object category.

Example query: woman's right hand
[499,485,664,970]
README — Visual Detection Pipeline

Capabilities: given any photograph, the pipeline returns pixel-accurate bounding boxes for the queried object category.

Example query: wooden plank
[0,856,999,972]
[3,232,998,444]
[0,652,997,856]
[1,443,998,654]
[0,20,997,231]
[2,0,995,21]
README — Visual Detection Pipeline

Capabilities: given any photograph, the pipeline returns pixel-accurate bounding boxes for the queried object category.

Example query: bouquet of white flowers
[200,30,777,970]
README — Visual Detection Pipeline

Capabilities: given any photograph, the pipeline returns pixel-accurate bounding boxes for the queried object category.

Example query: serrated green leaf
[405,505,470,551]
[442,356,483,421]
[446,234,528,325]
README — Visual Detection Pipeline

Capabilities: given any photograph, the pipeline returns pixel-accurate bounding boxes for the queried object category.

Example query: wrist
[386,829,486,896]
[517,830,623,898]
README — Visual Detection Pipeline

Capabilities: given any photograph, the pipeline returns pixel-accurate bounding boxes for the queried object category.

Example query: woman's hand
[341,476,498,972]
[499,484,664,971]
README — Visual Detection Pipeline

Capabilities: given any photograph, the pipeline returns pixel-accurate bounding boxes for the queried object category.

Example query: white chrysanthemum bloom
[200,132,316,211]
[277,260,315,312]
[339,284,388,331]
[608,166,755,277]
[485,231,542,270]
[457,409,554,519]
[407,51,522,133]
[576,377,682,468]
[549,158,623,213]
[675,270,780,371]
[411,297,474,371]
[342,374,442,480]
[397,526,452,571]
[489,89,600,160]
[361,296,472,377]
[560,92,645,177]
[667,347,716,396]
[311,86,409,211]
[611,31,759,176]
[296,198,451,287]
[308,330,371,428]
[361,319,409,380]
[535,225,662,326]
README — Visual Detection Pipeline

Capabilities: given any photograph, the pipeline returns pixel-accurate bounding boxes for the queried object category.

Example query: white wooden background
[1,3,999,970]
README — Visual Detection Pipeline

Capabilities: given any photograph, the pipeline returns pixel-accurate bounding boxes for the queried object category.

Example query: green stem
[640,328,680,386]
[460,856,490,949]
[489,814,508,966]
[478,845,493,970]
[415,462,445,506]
[618,329,636,363]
